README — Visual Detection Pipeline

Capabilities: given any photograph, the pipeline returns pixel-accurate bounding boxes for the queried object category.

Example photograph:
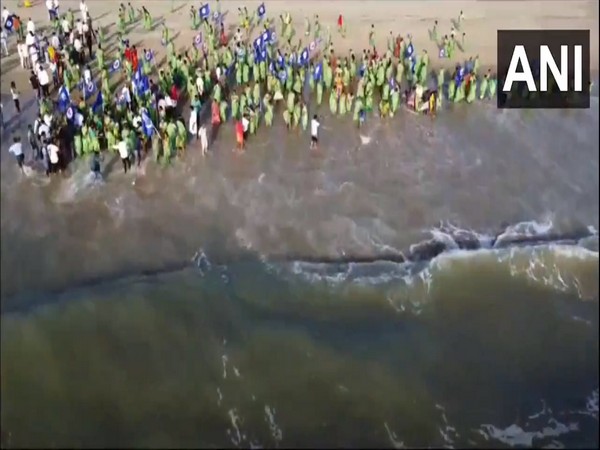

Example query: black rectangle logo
[497,30,590,109]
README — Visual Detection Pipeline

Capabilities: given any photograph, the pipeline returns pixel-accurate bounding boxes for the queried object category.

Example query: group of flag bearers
[19,2,501,174]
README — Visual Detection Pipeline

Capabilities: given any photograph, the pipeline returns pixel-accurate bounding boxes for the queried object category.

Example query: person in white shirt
[38,66,50,96]
[28,44,39,66]
[47,141,60,173]
[37,122,50,140]
[2,7,10,25]
[242,115,250,136]
[310,114,320,149]
[76,19,83,35]
[45,0,54,20]
[199,125,208,156]
[9,136,25,172]
[112,140,131,173]
[18,41,28,68]
[27,18,35,34]
[1,30,8,56]
[61,17,70,34]
[80,0,89,22]
[50,32,60,50]
[74,36,83,62]
[25,31,35,48]
[10,81,20,114]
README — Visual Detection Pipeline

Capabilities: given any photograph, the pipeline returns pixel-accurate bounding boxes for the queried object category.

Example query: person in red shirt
[235,120,244,152]
[170,84,179,102]
[131,45,139,72]
[125,44,131,62]
[211,100,221,126]
[337,14,345,37]
[394,36,402,59]
[219,23,228,47]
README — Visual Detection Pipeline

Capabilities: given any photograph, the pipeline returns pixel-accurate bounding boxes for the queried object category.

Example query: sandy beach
[1,0,598,96]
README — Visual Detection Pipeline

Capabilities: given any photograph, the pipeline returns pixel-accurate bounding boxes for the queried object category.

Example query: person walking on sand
[10,82,21,114]
[337,14,345,38]
[1,29,8,56]
[457,10,465,29]
[368,24,376,50]
[17,40,28,68]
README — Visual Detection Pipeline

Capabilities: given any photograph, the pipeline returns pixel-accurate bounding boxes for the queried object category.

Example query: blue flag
[141,108,154,137]
[314,62,323,81]
[278,70,287,83]
[84,80,96,99]
[4,16,13,32]
[65,105,76,123]
[405,43,414,59]
[455,66,464,87]
[109,58,121,74]
[262,29,271,44]
[257,3,266,19]
[268,61,276,75]
[57,85,71,113]
[253,36,263,51]
[134,67,150,96]
[92,91,104,114]
[199,3,210,20]
[299,48,309,66]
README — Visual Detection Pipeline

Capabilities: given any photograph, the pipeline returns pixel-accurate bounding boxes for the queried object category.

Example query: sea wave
[2,219,597,316]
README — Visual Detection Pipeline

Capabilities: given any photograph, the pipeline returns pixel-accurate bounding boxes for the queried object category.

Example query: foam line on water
[1,220,597,316]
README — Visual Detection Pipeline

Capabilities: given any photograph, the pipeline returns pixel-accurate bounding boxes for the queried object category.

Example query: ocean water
[0,93,598,448]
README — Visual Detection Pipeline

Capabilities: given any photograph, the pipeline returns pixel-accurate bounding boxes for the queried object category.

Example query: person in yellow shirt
[48,45,56,63]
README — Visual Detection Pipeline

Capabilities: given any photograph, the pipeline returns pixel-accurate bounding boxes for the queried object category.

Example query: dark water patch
[1,262,597,448]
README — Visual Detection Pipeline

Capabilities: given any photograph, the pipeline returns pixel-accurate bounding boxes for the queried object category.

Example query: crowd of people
[2,1,499,178]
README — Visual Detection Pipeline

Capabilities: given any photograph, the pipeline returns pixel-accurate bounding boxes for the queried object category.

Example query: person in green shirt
[191,94,202,114]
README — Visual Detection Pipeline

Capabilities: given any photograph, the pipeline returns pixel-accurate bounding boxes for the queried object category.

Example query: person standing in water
[310,114,320,150]
[199,124,209,156]
[113,138,131,173]
[235,119,244,152]
[9,136,25,173]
